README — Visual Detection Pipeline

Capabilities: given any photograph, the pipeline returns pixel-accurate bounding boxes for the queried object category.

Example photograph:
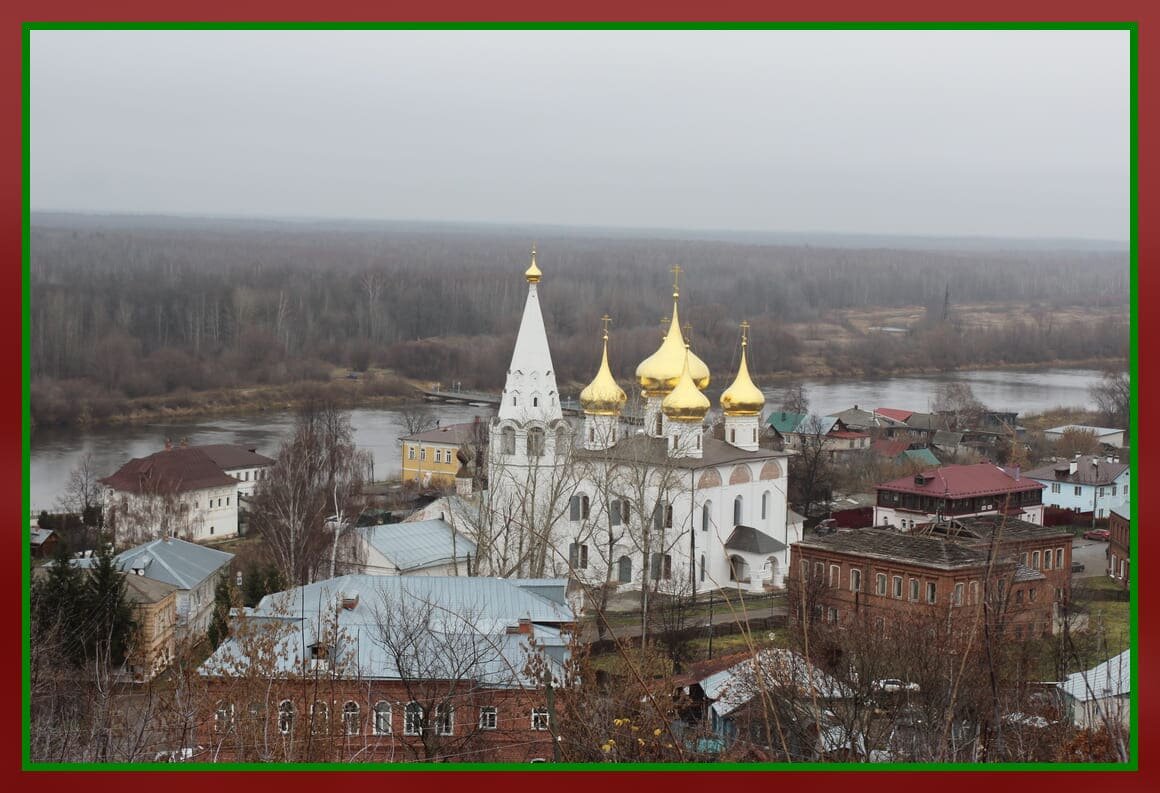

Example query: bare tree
[779,382,810,415]
[1089,371,1130,432]
[932,382,987,432]
[787,415,835,521]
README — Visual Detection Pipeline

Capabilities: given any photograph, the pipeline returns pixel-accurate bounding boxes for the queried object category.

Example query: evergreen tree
[207,576,234,649]
[84,542,135,666]
[32,542,86,666]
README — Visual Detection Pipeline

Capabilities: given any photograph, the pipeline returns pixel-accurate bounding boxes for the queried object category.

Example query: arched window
[404,702,423,736]
[373,701,392,735]
[730,428,736,444]
[311,700,329,735]
[278,700,295,735]
[702,501,712,532]
[617,555,633,583]
[527,427,545,457]
[343,701,360,736]
[766,556,779,583]
[734,496,743,525]
[214,701,235,733]
[761,491,770,520]
[533,396,539,407]
[570,494,590,521]
[501,427,516,455]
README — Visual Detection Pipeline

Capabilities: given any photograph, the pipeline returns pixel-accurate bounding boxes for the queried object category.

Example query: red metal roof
[871,438,911,458]
[828,430,869,439]
[876,463,1045,498]
[875,407,914,423]
[99,447,238,495]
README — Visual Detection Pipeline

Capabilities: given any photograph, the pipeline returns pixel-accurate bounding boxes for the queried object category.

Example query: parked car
[872,679,920,693]
[1071,561,1085,573]
[1083,528,1110,541]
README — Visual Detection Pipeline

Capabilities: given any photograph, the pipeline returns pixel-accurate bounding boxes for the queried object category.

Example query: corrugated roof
[199,575,573,685]
[1043,425,1124,438]
[872,439,912,459]
[358,519,476,572]
[875,408,914,423]
[767,411,809,434]
[401,421,482,445]
[1023,456,1129,487]
[122,571,180,604]
[100,537,234,590]
[796,528,992,570]
[901,448,941,467]
[876,463,1045,498]
[1058,649,1130,703]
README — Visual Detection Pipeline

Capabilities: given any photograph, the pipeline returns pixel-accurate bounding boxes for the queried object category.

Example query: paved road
[1072,536,1111,577]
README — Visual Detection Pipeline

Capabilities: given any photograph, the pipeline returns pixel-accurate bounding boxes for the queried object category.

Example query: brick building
[789,523,1065,640]
[1107,510,1130,588]
[873,463,1045,530]
[198,575,574,763]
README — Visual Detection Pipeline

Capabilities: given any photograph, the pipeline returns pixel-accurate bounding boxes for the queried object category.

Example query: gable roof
[901,448,941,467]
[358,519,477,573]
[1058,649,1130,703]
[876,463,1045,498]
[767,411,809,434]
[932,430,964,447]
[697,649,851,717]
[99,447,237,495]
[1023,456,1129,487]
[724,525,787,555]
[102,537,234,590]
[875,407,914,423]
[197,444,275,470]
[871,438,912,459]
[1043,425,1125,439]
[795,527,993,570]
[122,571,180,604]
[401,421,483,445]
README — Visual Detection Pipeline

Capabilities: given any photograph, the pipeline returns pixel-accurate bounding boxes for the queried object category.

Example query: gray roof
[1012,563,1047,583]
[930,516,1074,544]
[30,528,55,545]
[1044,425,1124,438]
[699,649,850,717]
[1023,456,1129,487]
[358,519,476,572]
[199,575,573,686]
[1058,649,1130,703]
[932,430,964,446]
[508,578,571,606]
[724,525,787,555]
[574,434,786,470]
[796,528,992,570]
[197,443,275,470]
[93,538,234,591]
[122,571,180,604]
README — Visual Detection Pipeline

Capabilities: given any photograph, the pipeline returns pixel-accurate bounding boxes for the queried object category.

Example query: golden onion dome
[525,245,542,284]
[636,297,711,395]
[580,330,627,416]
[662,347,711,422]
[720,335,766,416]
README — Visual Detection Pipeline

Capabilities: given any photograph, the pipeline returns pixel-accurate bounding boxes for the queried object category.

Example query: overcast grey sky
[30,29,1130,239]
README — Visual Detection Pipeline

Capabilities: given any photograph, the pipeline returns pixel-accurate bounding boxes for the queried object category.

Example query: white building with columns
[481,252,794,594]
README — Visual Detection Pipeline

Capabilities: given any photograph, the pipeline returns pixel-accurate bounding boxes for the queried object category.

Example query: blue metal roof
[358,519,477,572]
[78,537,233,591]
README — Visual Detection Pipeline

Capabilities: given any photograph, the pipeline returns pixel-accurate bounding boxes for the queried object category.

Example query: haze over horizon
[30,29,1130,241]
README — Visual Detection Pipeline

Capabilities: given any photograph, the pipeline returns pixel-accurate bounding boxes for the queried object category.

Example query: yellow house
[401,422,482,487]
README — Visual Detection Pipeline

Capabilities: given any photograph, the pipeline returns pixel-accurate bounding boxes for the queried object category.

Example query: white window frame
[531,708,550,731]
[214,701,235,733]
[876,573,887,596]
[278,700,295,735]
[404,702,423,736]
[926,582,937,604]
[479,706,498,730]
[892,575,903,598]
[829,564,840,589]
[435,705,453,736]
[342,701,360,736]
[372,701,392,735]
[850,569,862,593]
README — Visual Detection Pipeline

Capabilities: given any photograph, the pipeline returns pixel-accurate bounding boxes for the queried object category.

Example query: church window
[568,542,589,570]
[733,496,743,525]
[650,553,672,580]
[617,556,632,583]
[570,494,590,521]
[761,491,770,520]
[702,502,711,531]
[527,428,545,457]
[533,397,539,407]
[730,429,736,444]
[589,427,594,443]
[501,428,515,455]
[700,555,706,582]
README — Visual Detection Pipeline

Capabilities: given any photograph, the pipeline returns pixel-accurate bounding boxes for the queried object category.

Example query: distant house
[344,518,477,577]
[81,537,234,641]
[1042,425,1126,449]
[873,463,1046,530]
[197,444,275,499]
[1057,649,1130,731]
[100,446,242,543]
[1107,510,1130,588]
[870,439,940,467]
[30,527,58,559]
[769,414,871,455]
[400,421,485,488]
[1023,455,1129,519]
[830,405,905,434]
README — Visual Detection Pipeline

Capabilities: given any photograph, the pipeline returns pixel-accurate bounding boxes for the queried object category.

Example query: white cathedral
[465,247,797,596]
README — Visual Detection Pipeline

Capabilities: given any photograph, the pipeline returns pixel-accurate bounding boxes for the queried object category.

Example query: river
[28,367,1108,512]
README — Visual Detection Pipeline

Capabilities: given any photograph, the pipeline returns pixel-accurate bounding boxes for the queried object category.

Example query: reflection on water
[28,368,1108,511]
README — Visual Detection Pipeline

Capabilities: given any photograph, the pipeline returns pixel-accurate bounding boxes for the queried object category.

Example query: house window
[926,582,937,604]
[1044,550,1053,570]
[435,705,453,736]
[404,702,423,736]
[1124,483,1129,495]
[570,494,590,521]
[969,580,979,605]
[876,573,887,596]
[527,428,545,457]
[850,569,862,593]
[814,561,824,581]
[650,553,673,580]
[1120,560,1127,579]
[420,448,427,461]
[700,554,706,582]
[373,701,392,735]
[531,708,550,731]
[278,700,295,735]
[479,706,498,730]
[568,542,589,570]
[1098,508,1105,518]
[829,565,840,589]
[1111,485,1117,496]
[1016,589,1024,604]
[501,427,516,455]
[1032,551,1040,569]
[1099,487,1105,497]
[311,701,329,735]
[214,701,235,733]
[343,702,360,736]
[434,449,442,464]
[953,583,964,606]
[1029,587,1038,602]
[827,607,839,625]
[733,496,743,525]
[1051,483,1061,494]
[210,526,214,535]
[892,576,903,598]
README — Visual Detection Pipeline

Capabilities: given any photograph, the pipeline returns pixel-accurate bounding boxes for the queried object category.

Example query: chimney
[1069,460,1078,476]
[164,437,173,451]
[340,591,359,611]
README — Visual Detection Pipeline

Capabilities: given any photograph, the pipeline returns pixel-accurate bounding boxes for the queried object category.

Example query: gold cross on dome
[741,320,750,345]
[671,264,682,293]
[601,314,612,340]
